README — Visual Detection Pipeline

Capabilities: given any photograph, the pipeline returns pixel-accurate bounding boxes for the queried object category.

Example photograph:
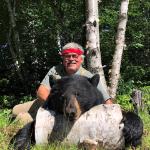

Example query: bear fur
[42,74,104,121]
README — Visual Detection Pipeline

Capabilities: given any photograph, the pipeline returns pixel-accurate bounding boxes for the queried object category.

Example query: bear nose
[69,112,75,118]
[68,112,76,121]
[67,109,76,121]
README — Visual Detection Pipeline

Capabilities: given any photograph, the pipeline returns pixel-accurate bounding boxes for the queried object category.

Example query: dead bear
[10,74,143,150]
[42,74,104,121]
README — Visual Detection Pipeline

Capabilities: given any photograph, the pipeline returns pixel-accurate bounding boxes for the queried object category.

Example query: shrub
[117,78,135,95]
[0,95,34,109]
[116,94,134,111]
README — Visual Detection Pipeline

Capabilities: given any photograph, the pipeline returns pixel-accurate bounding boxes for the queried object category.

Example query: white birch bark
[35,104,125,150]
[85,0,107,90]
[109,0,129,99]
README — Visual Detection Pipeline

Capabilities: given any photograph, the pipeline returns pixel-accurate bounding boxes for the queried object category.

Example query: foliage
[117,78,135,95]
[141,86,150,105]
[140,86,150,114]
[100,0,149,87]
[116,94,134,111]
[0,0,149,104]
[0,109,13,150]
[0,95,16,109]
[0,109,24,150]
[139,111,150,149]
[0,95,34,109]
[116,86,150,112]
[32,143,78,150]
[0,0,85,99]
[0,109,11,127]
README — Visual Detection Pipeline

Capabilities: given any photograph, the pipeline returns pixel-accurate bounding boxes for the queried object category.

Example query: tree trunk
[35,104,125,150]
[8,28,23,81]
[5,0,24,81]
[85,0,107,90]
[109,0,129,99]
[130,89,143,114]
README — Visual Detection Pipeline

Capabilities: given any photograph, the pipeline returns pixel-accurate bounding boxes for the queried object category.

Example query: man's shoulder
[79,66,93,78]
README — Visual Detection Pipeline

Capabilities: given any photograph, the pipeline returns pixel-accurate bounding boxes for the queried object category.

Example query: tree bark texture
[85,0,107,90]
[109,0,129,99]
[35,104,125,150]
[5,0,23,81]
[130,89,143,113]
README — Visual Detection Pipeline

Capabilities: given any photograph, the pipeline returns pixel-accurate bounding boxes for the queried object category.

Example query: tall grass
[0,86,150,149]
[0,109,150,150]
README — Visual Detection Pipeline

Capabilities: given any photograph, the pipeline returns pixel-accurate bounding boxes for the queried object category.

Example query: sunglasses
[62,54,80,59]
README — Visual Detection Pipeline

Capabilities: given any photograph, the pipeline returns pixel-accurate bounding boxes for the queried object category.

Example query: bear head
[44,74,104,121]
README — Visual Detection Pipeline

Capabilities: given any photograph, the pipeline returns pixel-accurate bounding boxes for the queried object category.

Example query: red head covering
[60,48,84,55]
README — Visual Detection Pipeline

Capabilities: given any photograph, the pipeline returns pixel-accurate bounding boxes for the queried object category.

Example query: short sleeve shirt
[41,64,111,101]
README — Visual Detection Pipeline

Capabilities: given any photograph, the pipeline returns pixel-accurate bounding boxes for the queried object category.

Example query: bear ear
[89,74,100,87]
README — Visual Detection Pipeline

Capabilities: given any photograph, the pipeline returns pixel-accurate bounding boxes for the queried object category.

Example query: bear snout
[64,95,82,121]
[66,111,76,121]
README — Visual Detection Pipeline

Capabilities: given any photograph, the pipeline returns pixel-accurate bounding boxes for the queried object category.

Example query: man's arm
[96,81,113,104]
[37,84,50,101]
[37,66,55,101]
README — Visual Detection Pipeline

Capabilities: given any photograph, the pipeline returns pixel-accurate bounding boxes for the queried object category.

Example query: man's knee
[12,104,24,117]
[16,112,33,125]
[12,100,36,117]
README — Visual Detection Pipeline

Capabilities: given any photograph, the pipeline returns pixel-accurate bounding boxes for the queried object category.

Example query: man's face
[62,53,83,75]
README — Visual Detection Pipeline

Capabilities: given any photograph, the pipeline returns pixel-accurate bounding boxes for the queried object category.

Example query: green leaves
[0,0,149,103]
[116,94,134,111]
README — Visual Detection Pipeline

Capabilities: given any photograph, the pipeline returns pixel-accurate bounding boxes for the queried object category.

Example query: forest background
[0,0,149,110]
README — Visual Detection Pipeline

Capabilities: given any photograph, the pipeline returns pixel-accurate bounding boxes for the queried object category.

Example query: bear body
[10,74,143,150]
[43,74,104,121]
[122,111,143,148]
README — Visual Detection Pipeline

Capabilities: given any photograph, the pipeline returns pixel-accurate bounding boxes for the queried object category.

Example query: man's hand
[105,99,113,104]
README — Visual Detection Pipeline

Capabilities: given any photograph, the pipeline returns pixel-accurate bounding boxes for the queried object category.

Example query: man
[12,42,113,123]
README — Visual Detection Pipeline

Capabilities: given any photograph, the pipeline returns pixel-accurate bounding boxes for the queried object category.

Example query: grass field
[0,108,150,150]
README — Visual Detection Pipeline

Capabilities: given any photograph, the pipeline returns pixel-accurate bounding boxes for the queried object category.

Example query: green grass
[0,109,12,150]
[31,144,78,150]
[0,109,24,150]
[0,109,150,150]
[140,111,150,149]
[1,84,150,150]
[0,109,11,127]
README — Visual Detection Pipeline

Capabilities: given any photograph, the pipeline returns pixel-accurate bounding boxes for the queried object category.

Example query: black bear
[43,74,104,121]
[122,111,143,149]
[10,74,143,150]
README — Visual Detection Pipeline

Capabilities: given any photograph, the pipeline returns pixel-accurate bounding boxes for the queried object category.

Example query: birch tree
[85,0,129,98]
[109,0,129,99]
[85,0,107,89]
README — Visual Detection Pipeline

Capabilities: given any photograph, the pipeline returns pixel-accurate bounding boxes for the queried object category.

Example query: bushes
[116,94,134,111]
[121,66,150,87]
[140,86,150,114]
[117,79,135,95]
[0,95,33,109]
[0,95,16,109]
[116,85,150,112]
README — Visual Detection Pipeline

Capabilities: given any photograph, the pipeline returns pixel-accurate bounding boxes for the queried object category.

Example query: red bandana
[61,48,84,55]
